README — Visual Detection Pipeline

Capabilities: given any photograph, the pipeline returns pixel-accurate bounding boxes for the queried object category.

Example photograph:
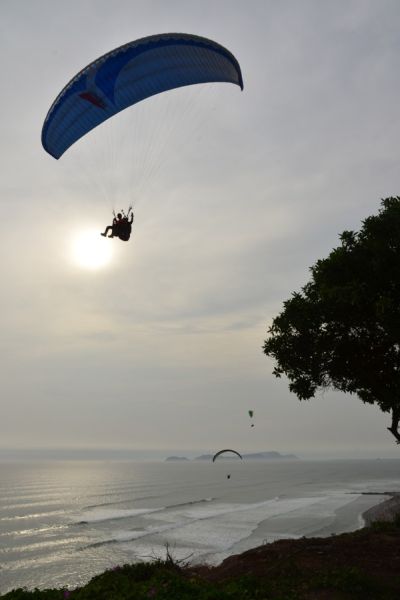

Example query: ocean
[0,458,399,594]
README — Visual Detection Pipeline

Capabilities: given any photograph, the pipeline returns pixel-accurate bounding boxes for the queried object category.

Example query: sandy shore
[362,492,400,525]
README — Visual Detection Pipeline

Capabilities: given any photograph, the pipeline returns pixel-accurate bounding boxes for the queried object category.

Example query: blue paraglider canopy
[42,33,243,159]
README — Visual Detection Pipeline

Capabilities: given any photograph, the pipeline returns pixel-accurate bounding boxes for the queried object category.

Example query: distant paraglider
[248,410,254,427]
[212,449,243,462]
[212,449,243,481]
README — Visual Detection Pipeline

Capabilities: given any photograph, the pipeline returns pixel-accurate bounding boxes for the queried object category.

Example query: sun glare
[71,230,113,270]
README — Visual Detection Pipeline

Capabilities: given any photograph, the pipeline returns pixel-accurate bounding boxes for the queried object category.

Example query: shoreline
[0,492,399,598]
[361,491,400,526]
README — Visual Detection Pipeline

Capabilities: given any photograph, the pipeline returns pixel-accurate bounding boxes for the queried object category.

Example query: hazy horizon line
[1,447,399,461]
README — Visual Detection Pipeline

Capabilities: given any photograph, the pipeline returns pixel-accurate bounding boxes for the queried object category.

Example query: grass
[1,561,399,600]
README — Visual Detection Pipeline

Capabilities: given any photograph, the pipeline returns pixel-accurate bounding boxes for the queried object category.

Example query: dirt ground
[192,526,400,582]
[189,493,400,598]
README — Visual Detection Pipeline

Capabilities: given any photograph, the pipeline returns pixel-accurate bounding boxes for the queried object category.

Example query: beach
[362,491,400,525]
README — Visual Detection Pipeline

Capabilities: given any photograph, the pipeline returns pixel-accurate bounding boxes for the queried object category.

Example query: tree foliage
[263,197,400,443]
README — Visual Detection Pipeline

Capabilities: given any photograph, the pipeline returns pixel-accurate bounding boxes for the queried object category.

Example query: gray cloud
[1,0,400,457]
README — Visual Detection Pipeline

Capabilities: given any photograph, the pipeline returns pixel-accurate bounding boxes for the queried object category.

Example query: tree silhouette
[264,197,400,444]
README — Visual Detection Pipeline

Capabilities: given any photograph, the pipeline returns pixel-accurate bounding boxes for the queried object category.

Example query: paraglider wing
[42,33,243,159]
[212,449,243,463]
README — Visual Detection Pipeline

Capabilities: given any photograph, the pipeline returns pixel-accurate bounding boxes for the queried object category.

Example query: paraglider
[42,33,243,244]
[101,207,134,241]
[212,449,243,462]
[41,33,243,160]
[212,449,243,481]
[248,410,254,427]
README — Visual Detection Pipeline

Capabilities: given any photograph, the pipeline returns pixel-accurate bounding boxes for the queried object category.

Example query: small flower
[63,592,71,599]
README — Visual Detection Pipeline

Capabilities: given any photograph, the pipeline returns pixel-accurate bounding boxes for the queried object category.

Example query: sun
[70,229,113,270]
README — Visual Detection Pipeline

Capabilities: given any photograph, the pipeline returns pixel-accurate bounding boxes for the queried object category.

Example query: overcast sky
[1,0,400,459]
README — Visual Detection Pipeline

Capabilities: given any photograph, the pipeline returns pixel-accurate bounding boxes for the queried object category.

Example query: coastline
[361,491,400,526]
[1,492,400,598]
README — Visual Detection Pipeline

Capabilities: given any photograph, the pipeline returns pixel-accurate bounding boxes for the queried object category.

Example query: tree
[263,197,400,444]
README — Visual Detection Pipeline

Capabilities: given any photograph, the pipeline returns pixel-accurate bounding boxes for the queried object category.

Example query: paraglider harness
[113,206,134,241]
